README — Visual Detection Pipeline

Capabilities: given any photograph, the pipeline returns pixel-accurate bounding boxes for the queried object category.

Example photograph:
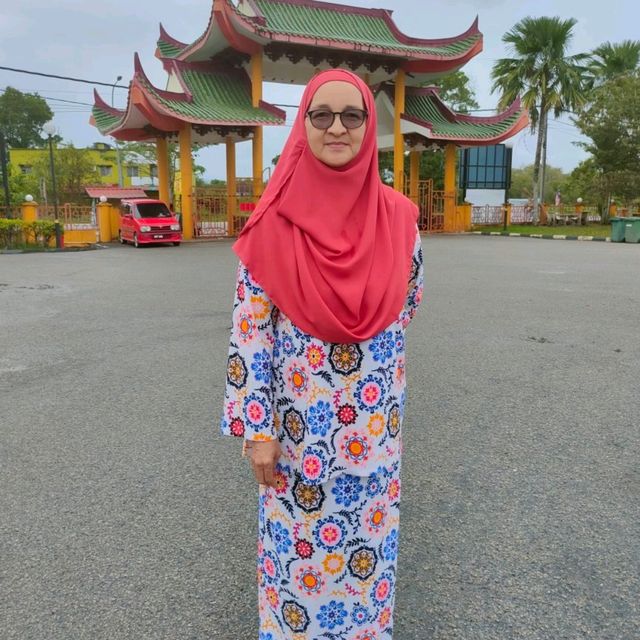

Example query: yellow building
[8,142,157,188]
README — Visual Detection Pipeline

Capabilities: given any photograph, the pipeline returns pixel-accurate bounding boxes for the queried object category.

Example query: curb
[468,231,611,242]
[0,245,99,255]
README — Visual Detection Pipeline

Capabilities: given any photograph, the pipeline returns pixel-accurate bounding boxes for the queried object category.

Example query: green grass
[474,224,611,238]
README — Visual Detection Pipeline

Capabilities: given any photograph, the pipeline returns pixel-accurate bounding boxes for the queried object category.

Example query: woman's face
[304,80,367,167]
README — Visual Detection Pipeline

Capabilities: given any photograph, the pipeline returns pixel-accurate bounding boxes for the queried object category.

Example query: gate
[192,188,258,238]
[404,178,445,233]
[37,203,96,229]
[193,189,228,237]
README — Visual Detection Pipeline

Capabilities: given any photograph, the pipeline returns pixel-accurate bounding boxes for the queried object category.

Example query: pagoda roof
[159,0,482,86]
[375,85,528,150]
[90,54,286,144]
[156,24,188,59]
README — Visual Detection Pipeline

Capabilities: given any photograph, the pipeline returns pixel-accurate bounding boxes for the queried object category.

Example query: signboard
[459,144,512,190]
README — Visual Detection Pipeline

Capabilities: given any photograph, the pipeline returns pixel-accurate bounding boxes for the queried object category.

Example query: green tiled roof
[139,67,283,124]
[249,0,479,56]
[405,93,521,140]
[157,38,184,59]
[92,106,124,134]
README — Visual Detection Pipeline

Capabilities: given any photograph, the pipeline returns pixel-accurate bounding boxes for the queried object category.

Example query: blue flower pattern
[221,235,423,637]
[221,232,424,485]
[271,521,293,555]
[351,603,370,626]
[369,329,395,363]
[308,400,334,437]
[383,529,399,561]
[316,600,348,630]
[331,474,364,507]
[251,349,272,384]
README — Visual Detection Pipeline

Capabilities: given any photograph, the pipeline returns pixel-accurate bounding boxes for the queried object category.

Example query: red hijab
[233,69,418,344]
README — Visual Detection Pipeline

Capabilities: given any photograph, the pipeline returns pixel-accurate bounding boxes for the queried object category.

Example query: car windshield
[136,202,172,218]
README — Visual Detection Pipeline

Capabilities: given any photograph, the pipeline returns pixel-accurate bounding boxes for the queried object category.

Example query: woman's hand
[246,440,282,488]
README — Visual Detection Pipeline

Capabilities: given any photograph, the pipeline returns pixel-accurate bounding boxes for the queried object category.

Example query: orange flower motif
[295,565,325,596]
[322,552,345,575]
[305,344,326,370]
[367,414,385,437]
[237,312,255,343]
[265,586,279,609]
[287,362,309,397]
[388,479,400,501]
[341,431,370,464]
[252,433,275,442]
[366,502,387,534]
[378,606,392,628]
[250,294,270,320]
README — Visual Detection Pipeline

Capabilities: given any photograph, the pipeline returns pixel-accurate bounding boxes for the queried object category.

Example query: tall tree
[431,71,480,114]
[0,87,53,148]
[509,164,568,202]
[491,16,590,222]
[589,40,640,85]
[561,159,605,209]
[32,144,100,201]
[573,72,640,210]
[6,164,39,206]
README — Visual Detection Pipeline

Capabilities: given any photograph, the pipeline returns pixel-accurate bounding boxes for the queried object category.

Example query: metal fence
[192,189,258,238]
[477,204,604,226]
[37,203,95,229]
[472,205,505,225]
[509,204,534,224]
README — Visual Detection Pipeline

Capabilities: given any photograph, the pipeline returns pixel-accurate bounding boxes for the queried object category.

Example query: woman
[221,69,424,639]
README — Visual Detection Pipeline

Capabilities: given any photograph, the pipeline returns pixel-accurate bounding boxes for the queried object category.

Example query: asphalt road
[1,236,639,640]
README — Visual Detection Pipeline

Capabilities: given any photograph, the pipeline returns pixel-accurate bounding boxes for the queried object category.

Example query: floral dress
[221,229,424,639]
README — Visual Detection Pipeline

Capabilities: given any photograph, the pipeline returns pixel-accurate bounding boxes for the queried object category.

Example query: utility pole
[43,122,62,248]
[0,131,12,217]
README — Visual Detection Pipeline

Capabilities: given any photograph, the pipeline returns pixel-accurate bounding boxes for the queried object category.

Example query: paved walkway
[1,236,639,639]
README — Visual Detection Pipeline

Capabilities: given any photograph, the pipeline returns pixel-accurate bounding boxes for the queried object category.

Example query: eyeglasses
[306,109,368,130]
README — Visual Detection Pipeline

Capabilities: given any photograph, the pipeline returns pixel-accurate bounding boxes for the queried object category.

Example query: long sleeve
[220,261,277,441]
[400,228,424,328]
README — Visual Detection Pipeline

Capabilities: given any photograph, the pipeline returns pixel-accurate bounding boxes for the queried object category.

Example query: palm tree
[590,40,640,84]
[491,17,590,222]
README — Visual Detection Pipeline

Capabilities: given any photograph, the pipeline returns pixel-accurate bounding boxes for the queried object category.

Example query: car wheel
[133,233,140,248]
[119,231,125,244]
[173,242,181,246]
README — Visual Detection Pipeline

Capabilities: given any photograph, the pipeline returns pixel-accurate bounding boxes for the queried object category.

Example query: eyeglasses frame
[306,108,369,130]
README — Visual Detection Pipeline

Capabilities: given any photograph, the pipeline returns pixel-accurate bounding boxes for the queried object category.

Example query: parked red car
[118,199,182,247]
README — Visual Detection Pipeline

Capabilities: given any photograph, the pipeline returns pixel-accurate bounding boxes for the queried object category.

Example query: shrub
[0,218,25,249]
[24,220,57,247]
[0,218,59,249]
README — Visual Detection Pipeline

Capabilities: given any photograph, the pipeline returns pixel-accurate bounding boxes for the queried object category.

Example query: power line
[0,65,128,89]
[0,87,95,109]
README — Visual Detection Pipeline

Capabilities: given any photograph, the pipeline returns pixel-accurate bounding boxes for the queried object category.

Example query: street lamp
[42,121,62,248]
[111,75,122,106]
[112,75,124,189]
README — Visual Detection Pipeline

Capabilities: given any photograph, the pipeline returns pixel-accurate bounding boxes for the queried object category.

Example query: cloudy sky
[1,0,636,179]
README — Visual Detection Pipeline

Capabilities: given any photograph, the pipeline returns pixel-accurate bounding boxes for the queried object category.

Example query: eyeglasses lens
[309,110,366,130]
